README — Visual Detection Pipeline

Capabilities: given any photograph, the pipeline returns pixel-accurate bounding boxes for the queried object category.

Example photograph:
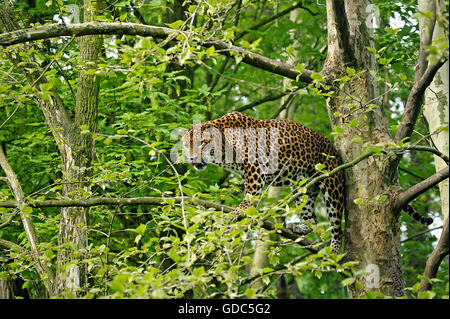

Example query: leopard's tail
[404,204,433,226]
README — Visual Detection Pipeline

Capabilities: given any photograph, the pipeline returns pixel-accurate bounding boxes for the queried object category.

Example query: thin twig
[0,105,20,130]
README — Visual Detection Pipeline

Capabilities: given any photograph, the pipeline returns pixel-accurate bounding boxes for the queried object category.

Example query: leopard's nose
[188,156,199,164]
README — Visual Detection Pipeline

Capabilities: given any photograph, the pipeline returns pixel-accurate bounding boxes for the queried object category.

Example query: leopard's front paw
[287,223,312,235]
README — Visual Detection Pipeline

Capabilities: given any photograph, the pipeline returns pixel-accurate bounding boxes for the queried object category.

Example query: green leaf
[135,224,147,235]
[162,197,175,206]
[168,248,181,262]
[193,266,205,278]
[245,288,255,298]
[206,46,215,56]
[22,205,33,215]
[44,249,55,259]
[352,136,363,145]
[166,20,184,29]
[341,277,356,286]
[246,206,257,216]
[315,163,326,171]
[295,64,305,72]
[333,126,345,134]
[418,11,435,19]
[346,67,355,76]
[262,267,274,274]
[311,73,324,82]
[418,290,436,299]
[286,45,295,55]
[347,119,358,128]
[85,69,96,76]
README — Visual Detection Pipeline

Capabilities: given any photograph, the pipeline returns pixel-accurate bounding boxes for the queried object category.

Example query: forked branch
[395,57,448,143]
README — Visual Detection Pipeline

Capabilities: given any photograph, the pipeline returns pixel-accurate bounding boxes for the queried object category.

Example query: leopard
[181,111,433,254]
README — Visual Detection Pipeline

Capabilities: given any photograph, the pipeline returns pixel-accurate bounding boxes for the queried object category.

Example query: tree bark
[0,0,102,295]
[56,0,103,294]
[420,0,449,224]
[323,0,406,297]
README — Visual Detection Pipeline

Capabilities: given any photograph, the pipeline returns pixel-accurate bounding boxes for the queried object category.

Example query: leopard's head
[180,122,224,170]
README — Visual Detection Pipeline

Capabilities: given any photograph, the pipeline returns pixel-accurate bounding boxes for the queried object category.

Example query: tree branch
[208,39,314,83]
[235,1,317,40]
[394,58,448,143]
[286,151,375,206]
[0,6,74,156]
[0,195,230,210]
[0,21,315,83]
[0,195,316,250]
[0,238,31,256]
[322,0,354,74]
[403,145,449,165]
[419,217,449,292]
[234,90,293,113]
[0,147,56,294]
[395,166,450,210]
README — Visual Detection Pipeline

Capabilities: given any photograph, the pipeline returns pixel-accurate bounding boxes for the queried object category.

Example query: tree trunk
[56,0,102,294]
[0,0,102,296]
[323,0,405,297]
[420,0,449,224]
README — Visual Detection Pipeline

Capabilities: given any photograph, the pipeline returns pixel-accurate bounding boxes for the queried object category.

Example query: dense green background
[0,0,448,298]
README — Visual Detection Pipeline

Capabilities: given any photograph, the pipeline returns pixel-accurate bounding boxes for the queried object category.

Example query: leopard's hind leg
[320,171,345,254]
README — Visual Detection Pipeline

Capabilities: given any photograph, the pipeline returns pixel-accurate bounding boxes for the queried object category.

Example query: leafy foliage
[0,0,448,299]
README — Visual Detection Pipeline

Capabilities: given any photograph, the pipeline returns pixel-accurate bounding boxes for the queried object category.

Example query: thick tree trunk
[323,0,405,297]
[56,0,102,294]
[0,0,102,296]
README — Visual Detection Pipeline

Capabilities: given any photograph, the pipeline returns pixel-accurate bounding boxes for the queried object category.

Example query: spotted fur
[182,112,433,254]
[182,111,345,253]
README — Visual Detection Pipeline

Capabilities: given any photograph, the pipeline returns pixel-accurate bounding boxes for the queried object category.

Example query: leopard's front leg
[232,164,264,220]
